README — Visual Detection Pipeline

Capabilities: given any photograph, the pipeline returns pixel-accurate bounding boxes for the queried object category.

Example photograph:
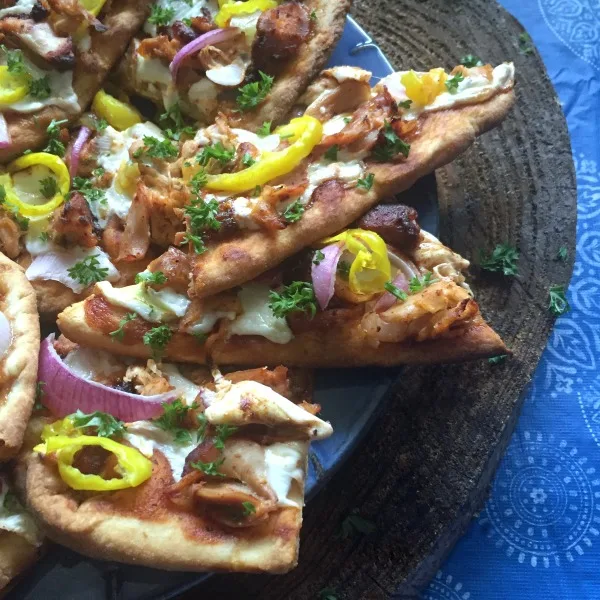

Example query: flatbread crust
[57,293,508,367]
[191,90,515,298]
[0,530,38,592]
[0,253,40,460]
[0,0,151,163]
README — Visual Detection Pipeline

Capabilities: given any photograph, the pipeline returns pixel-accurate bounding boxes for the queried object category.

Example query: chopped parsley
[488,355,508,365]
[182,17,192,26]
[214,424,238,450]
[196,142,235,167]
[183,196,221,255]
[269,281,317,319]
[0,184,5,203]
[479,243,519,276]
[384,281,407,301]
[29,76,51,99]
[337,260,350,277]
[133,136,178,160]
[398,99,413,109]
[257,121,272,136]
[339,509,376,539]
[372,121,410,161]
[12,210,29,231]
[460,54,483,67]
[71,176,106,204]
[92,166,105,177]
[96,118,108,132]
[519,32,534,55]
[445,72,465,93]
[143,325,172,359]
[191,458,226,477]
[324,145,339,161]
[283,200,305,223]
[408,272,438,293]
[159,102,195,140]
[147,4,175,26]
[549,284,570,316]
[2,491,22,513]
[34,381,46,410]
[38,231,49,242]
[310,9,317,21]
[39,176,58,199]
[313,249,325,265]
[71,410,127,438]
[188,169,208,194]
[241,152,256,167]
[556,246,568,261]
[135,271,167,285]
[356,173,375,191]
[343,116,352,124]
[193,332,208,345]
[155,398,196,444]
[43,118,68,156]
[236,70,274,112]
[67,254,109,287]
[109,312,137,341]
[242,501,256,516]
[251,184,262,197]
[2,46,27,75]
[318,588,338,600]
[180,232,206,254]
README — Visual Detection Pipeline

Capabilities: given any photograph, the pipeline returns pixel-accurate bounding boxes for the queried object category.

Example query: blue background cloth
[423,1,600,598]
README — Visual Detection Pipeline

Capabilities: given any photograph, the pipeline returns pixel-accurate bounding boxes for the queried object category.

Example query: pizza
[16,339,332,572]
[0,472,42,591]
[56,204,508,366]
[0,60,514,323]
[0,251,39,460]
[112,0,351,127]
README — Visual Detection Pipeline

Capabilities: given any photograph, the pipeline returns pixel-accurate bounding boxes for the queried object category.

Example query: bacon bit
[137,35,181,62]
[189,11,215,34]
[146,247,191,293]
[52,192,98,248]
[317,88,396,154]
[53,334,78,357]
[0,216,21,259]
[116,183,150,263]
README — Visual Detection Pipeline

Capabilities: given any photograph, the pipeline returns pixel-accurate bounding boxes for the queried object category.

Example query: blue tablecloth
[423,2,600,598]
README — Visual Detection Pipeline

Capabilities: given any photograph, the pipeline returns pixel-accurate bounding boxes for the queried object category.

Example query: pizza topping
[311,242,343,310]
[34,433,153,491]
[52,191,98,248]
[215,0,276,28]
[0,112,10,148]
[0,308,10,358]
[68,125,91,177]
[0,475,41,546]
[356,203,421,251]
[92,89,142,132]
[37,336,178,420]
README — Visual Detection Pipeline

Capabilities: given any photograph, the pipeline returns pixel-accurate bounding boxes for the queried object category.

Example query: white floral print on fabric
[422,572,472,600]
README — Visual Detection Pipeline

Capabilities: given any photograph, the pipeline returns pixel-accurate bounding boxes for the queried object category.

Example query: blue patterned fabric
[423,2,600,598]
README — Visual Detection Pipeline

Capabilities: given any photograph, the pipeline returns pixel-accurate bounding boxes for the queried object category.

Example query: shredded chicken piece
[145,247,191,293]
[137,35,180,62]
[0,216,21,259]
[124,360,173,396]
[51,192,98,248]
[116,183,150,262]
[46,0,105,32]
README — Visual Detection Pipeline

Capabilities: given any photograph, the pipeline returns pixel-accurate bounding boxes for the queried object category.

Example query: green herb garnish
[142,325,172,359]
[135,271,167,285]
[384,281,407,301]
[148,4,175,26]
[479,243,519,276]
[460,54,483,67]
[269,281,317,319]
[236,71,274,112]
[372,121,410,161]
[313,250,325,265]
[39,176,58,199]
[283,200,305,223]
[324,145,339,161]
[67,254,109,286]
[549,284,570,316]
[356,173,375,191]
[71,410,127,438]
[191,458,226,477]
[109,312,137,341]
[445,72,465,93]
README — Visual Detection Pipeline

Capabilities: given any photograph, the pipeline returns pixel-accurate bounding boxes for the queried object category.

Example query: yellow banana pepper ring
[215,0,278,28]
[323,229,391,295]
[401,68,448,106]
[34,435,153,491]
[0,66,30,106]
[92,89,142,131]
[6,152,70,217]
[205,116,323,193]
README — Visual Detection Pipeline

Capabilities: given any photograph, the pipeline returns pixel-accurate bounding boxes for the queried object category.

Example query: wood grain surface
[181,0,577,597]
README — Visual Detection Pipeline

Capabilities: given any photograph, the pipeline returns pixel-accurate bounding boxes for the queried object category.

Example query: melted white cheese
[230,10,262,43]
[63,346,123,380]
[295,159,364,207]
[160,363,201,405]
[0,51,79,114]
[264,442,306,508]
[136,54,172,86]
[143,0,219,36]
[206,57,248,87]
[231,196,261,230]
[230,284,293,344]
[206,380,333,440]
[325,65,372,84]
[0,476,41,546]
[25,246,119,293]
[0,0,36,18]
[124,421,197,481]
[322,114,351,136]
[96,281,191,323]
[19,22,68,57]
[0,310,11,358]
[187,78,220,119]
[380,63,515,119]
[185,310,236,335]
[24,217,51,256]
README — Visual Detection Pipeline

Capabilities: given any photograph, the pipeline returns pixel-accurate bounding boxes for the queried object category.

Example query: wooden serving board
[182,0,577,597]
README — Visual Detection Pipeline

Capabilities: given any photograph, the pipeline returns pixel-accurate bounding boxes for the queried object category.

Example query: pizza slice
[0,0,151,162]
[111,0,350,127]
[17,337,331,572]
[57,204,508,366]
[0,252,39,460]
[0,472,42,591]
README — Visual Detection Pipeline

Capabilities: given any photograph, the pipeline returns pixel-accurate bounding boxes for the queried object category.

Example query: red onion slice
[68,126,91,179]
[0,310,11,358]
[169,27,240,82]
[374,271,410,313]
[38,334,176,421]
[311,243,344,310]
[0,114,11,149]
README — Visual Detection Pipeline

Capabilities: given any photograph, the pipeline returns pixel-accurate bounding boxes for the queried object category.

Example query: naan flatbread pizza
[16,345,331,572]
[0,472,42,591]
[56,205,508,366]
[112,0,351,127]
[0,252,39,460]
[0,0,151,162]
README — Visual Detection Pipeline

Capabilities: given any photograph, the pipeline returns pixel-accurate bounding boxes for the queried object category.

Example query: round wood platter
[184,0,578,597]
